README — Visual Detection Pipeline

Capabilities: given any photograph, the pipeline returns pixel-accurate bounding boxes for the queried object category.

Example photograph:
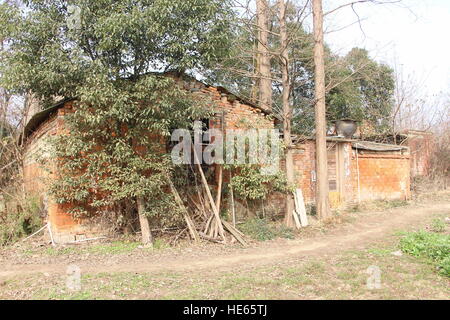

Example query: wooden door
[327,144,342,208]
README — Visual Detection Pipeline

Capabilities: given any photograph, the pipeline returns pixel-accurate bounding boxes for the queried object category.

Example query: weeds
[238,218,294,241]
[346,199,409,214]
[0,195,44,246]
[430,218,447,233]
[43,241,142,256]
[400,229,450,277]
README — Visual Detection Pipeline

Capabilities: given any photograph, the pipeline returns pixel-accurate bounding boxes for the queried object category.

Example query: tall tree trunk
[137,196,153,245]
[312,0,331,220]
[278,0,295,227]
[251,38,259,104]
[256,0,272,111]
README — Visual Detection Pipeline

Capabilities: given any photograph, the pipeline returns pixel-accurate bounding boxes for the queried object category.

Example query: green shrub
[238,218,294,241]
[152,238,169,250]
[438,256,450,277]
[400,230,450,277]
[306,204,317,216]
[386,199,409,208]
[0,196,44,246]
[227,165,290,201]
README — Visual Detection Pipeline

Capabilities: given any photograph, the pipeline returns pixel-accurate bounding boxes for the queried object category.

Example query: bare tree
[256,0,273,110]
[219,0,405,222]
[278,0,295,226]
[312,0,331,219]
[392,67,448,136]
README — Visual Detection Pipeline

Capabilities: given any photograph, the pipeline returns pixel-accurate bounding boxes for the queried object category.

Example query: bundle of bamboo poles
[195,160,246,245]
[168,147,247,246]
[199,165,245,245]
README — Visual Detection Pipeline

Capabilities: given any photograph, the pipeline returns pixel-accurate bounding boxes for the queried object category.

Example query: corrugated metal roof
[352,141,408,152]
[283,134,408,152]
[291,134,358,144]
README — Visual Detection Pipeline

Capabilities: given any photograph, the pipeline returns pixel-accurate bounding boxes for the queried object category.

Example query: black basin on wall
[334,119,357,138]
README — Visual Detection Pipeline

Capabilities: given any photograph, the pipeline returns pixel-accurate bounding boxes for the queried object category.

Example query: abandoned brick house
[361,129,435,178]
[23,74,411,243]
[393,130,434,178]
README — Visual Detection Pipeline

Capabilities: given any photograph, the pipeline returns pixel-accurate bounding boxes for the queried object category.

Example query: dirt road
[1,199,449,279]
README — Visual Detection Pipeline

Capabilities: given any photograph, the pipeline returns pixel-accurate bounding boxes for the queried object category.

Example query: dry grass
[1,230,449,300]
[1,194,449,300]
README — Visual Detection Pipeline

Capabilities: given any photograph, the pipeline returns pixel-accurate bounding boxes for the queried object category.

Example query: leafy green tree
[0,0,234,243]
[46,74,212,228]
[327,48,395,131]
[1,0,232,101]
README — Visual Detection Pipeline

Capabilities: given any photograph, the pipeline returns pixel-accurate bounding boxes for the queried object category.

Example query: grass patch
[152,238,170,250]
[43,241,141,256]
[87,241,141,254]
[347,199,409,213]
[3,242,449,300]
[367,248,392,257]
[2,209,449,300]
[400,229,450,277]
[430,218,447,233]
[238,218,294,241]
[17,237,170,259]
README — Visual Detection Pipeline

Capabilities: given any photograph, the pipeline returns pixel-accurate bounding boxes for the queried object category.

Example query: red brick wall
[290,141,355,205]
[285,140,411,206]
[404,131,434,177]
[24,102,106,242]
[23,114,58,196]
[25,79,412,240]
[292,140,316,203]
[198,86,273,130]
[23,83,273,242]
[350,152,410,202]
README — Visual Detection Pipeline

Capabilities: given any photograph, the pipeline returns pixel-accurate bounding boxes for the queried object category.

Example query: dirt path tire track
[1,201,449,278]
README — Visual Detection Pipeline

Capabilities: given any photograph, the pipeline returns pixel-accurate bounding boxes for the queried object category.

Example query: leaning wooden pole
[312,0,331,220]
[215,165,223,211]
[137,196,153,245]
[167,177,200,242]
[192,145,226,240]
[229,171,236,227]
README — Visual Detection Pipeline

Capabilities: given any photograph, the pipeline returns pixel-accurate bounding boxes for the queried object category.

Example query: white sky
[322,0,450,97]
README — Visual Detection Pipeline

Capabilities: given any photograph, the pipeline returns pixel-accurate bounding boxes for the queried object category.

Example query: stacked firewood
[168,157,247,246]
